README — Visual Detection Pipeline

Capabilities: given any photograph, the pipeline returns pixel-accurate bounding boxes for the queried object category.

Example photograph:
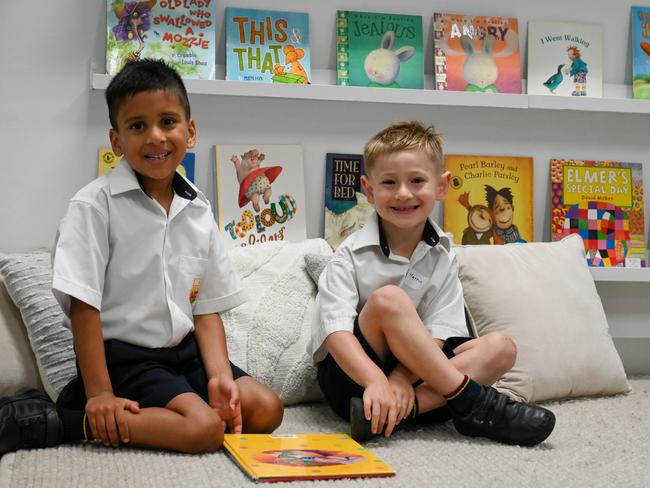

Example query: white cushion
[224,238,332,404]
[453,234,630,402]
[0,280,43,395]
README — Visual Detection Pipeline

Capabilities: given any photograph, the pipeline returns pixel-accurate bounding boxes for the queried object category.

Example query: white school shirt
[52,160,246,348]
[309,211,468,363]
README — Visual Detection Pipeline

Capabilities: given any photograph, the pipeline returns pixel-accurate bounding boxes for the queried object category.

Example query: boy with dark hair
[0,59,283,456]
[310,120,555,445]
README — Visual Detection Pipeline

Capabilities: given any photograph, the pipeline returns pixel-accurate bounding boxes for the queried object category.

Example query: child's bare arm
[326,331,399,436]
[70,297,140,446]
[194,313,242,433]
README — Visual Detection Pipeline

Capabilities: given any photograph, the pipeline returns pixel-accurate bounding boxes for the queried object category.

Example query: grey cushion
[0,252,76,400]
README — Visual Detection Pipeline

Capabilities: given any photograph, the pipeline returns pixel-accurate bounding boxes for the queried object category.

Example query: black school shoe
[451,386,555,446]
[0,388,64,455]
[349,397,375,443]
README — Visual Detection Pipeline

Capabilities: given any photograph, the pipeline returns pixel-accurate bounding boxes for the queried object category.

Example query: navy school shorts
[316,318,472,422]
[56,333,248,410]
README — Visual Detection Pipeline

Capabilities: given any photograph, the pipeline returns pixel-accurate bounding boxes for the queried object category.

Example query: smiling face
[469,205,493,233]
[109,89,196,193]
[492,193,514,230]
[361,149,449,237]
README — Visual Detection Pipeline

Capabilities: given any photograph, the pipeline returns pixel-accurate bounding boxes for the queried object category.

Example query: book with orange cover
[222,433,395,482]
[444,154,534,245]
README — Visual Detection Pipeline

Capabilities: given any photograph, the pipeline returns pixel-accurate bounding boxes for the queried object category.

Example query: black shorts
[57,333,248,410]
[316,318,471,422]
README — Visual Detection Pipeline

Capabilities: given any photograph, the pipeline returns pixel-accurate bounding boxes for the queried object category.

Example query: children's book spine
[433,13,447,90]
[337,11,350,86]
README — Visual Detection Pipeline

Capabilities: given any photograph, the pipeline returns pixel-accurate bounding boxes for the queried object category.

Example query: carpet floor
[2,377,649,488]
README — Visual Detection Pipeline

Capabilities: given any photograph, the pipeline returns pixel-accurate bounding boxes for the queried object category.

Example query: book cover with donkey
[226,7,310,84]
[324,153,374,250]
[214,144,306,249]
[444,155,534,245]
[433,13,521,93]
[527,21,602,97]
[551,159,646,267]
[336,10,424,88]
[106,0,216,79]
[631,6,650,99]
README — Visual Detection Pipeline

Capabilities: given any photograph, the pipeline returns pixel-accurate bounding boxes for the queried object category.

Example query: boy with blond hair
[310,120,555,445]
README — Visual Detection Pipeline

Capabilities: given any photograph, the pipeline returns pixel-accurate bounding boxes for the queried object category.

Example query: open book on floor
[223,433,395,482]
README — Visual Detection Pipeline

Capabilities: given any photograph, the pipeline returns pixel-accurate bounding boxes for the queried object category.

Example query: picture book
[527,21,603,97]
[432,13,521,93]
[551,159,646,267]
[444,155,534,245]
[214,144,306,249]
[97,147,195,182]
[225,8,310,84]
[324,153,374,250]
[106,0,216,79]
[631,6,650,99]
[223,433,395,482]
[336,10,424,88]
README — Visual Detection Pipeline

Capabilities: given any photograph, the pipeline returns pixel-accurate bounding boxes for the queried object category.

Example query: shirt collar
[109,159,197,201]
[351,211,449,257]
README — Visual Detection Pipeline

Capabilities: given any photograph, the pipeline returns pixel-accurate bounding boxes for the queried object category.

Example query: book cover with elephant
[336,10,424,88]
[433,13,521,93]
[527,21,602,97]
[551,159,646,267]
[631,6,650,99]
[444,155,534,245]
[214,144,306,249]
[225,7,310,84]
[324,153,374,250]
[106,0,216,79]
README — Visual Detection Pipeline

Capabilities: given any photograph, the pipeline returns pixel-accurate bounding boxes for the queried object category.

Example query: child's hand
[85,392,140,447]
[208,376,243,434]
[387,369,416,425]
[363,377,398,437]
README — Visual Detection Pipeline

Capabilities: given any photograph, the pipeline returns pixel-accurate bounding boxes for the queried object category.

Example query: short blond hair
[364,120,443,174]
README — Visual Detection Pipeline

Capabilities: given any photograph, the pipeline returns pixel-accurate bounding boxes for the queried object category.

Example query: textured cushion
[0,253,76,400]
[0,280,43,395]
[454,234,630,402]
[223,239,333,404]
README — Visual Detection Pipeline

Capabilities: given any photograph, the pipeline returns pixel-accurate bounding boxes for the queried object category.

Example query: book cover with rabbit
[336,10,424,88]
[444,155,534,245]
[433,13,521,93]
[527,21,602,97]
[550,159,645,267]
[225,8,310,84]
[214,145,306,249]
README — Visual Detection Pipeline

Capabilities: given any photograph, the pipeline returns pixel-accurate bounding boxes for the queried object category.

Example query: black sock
[57,408,90,442]
[444,375,482,417]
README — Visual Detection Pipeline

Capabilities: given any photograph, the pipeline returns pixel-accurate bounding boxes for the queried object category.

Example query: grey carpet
[2,377,650,488]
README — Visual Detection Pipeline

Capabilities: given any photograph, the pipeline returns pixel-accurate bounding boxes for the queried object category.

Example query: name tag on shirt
[404,269,425,289]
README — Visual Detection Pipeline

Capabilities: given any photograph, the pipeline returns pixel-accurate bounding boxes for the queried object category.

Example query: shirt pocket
[174,255,207,315]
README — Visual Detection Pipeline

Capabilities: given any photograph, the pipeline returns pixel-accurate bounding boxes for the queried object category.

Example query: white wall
[1,1,649,368]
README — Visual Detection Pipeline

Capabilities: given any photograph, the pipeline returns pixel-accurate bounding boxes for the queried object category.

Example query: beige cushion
[454,234,630,402]
[0,280,43,395]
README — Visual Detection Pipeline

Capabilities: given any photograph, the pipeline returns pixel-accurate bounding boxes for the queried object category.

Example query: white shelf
[590,267,650,283]
[92,70,650,114]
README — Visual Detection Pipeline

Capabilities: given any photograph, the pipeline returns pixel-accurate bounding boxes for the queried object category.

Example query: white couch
[1,237,647,488]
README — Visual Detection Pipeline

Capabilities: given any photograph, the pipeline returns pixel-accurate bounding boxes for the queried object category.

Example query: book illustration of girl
[458,192,494,245]
[111,0,157,66]
[231,149,283,213]
[564,45,588,96]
